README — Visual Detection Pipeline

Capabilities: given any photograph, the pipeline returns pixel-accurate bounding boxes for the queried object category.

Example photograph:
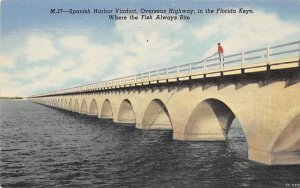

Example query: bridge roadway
[29,41,300,165]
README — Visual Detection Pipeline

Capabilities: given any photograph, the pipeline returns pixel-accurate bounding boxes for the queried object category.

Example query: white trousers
[218,52,224,63]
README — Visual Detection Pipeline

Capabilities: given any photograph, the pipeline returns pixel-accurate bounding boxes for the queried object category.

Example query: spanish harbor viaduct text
[49,7,254,21]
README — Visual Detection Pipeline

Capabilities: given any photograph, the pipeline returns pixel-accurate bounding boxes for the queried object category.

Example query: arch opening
[101,99,113,119]
[64,100,68,109]
[142,99,172,130]
[184,98,248,156]
[74,99,79,112]
[89,99,98,116]
[227,117,248,157]
[185,99,244,141]
[80,99,87,114]
[118,99,135,124]
[69,99,73,111]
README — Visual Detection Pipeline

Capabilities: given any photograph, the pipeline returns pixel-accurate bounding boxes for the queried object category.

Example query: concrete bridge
[28,41,300,165]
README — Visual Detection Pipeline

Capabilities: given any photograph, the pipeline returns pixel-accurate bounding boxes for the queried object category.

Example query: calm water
[0,100,299,187]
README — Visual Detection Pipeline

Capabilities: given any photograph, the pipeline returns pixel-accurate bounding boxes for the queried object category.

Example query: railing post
[241,52,245,68]
[267,46,270,64]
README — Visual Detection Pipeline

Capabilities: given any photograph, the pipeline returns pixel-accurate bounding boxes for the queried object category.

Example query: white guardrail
[30,40,300,97]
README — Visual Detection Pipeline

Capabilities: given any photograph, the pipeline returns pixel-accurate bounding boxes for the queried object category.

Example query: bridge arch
[118,99,135,124]
[142,99,172,130]
[272,108,300,153]
[184,98,246,141]
[80,99,87,114]
[101,99,113,119]
[64,99,68,109]
[59,99,62,108]
[88,99,98,116]
[69,99,73,111]
[74,99,79,112]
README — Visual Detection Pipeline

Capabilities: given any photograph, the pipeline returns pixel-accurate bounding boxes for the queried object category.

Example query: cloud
[21,58,81,93]
[0,73,24,96]
[24,35,59,62]
[59,35,89,51]
[79,44,113,77]
[19,18,185,94]
[21,66,51,80]
[10,40,117,95]
[112,17,184,77]
[192,10,300,57]
[0,55,15,68]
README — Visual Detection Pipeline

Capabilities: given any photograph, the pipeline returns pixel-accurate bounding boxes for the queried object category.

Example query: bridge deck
[29,40,300,98]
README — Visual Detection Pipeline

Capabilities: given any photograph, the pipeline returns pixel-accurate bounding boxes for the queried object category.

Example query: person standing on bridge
[217,43,224,64]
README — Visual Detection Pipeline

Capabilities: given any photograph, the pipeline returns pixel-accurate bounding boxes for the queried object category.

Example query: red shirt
[218,46,224,53]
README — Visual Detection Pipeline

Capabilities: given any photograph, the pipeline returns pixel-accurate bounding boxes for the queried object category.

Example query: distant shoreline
[0,97,24,100]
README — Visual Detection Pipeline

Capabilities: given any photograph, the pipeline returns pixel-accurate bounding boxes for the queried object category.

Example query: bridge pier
[249,149,300,165]
[173,132,225,141]
[169,78,300,165]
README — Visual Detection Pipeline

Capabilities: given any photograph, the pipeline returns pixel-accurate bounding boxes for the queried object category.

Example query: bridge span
[28,41,300,165]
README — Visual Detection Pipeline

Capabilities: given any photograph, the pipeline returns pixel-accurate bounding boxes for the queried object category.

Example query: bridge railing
[29,40,300,98]
[223,53,242,69]
[270,41,300,62]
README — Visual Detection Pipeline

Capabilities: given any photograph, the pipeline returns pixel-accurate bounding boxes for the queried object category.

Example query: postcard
[1,0,299,187]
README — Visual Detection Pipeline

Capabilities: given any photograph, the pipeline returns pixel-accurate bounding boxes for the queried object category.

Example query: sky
[0,0,300,97]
